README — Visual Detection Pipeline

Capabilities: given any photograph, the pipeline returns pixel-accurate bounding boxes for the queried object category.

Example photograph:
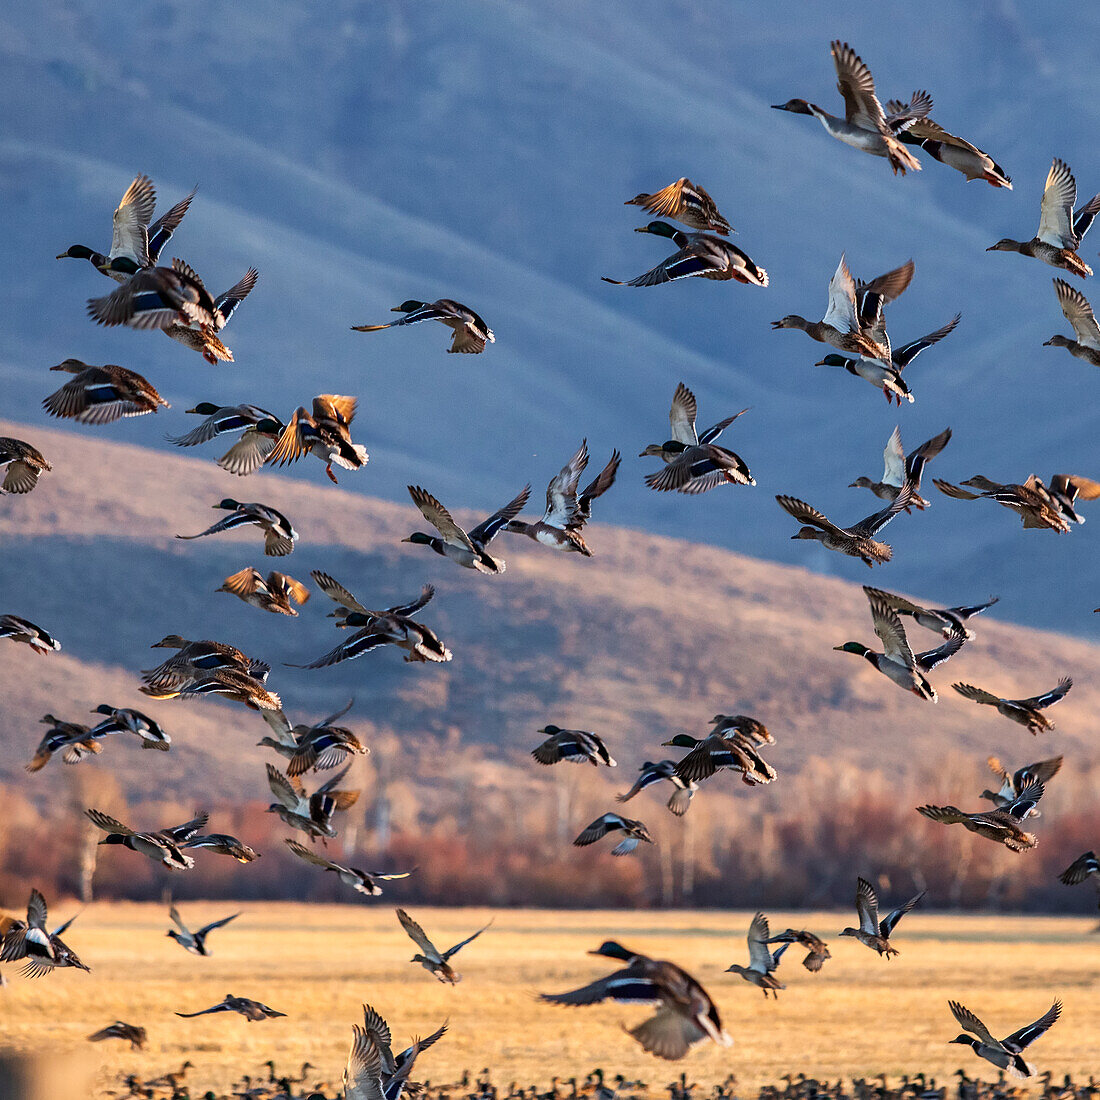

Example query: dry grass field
[2,904,1099,1097]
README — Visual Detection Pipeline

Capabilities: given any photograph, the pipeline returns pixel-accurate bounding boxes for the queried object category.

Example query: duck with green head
[604,221,767,287]
[352,298,495,353]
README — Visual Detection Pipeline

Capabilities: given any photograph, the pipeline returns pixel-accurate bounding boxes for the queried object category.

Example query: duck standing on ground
[917,782,1044,852]
[625,179,733,234]
[987,158,1099,277]
[725,913,787,997]
[1046,278,1100,367]
[603,221,767,287]
[41,359,169,423]
[947,1000,1061,1078]
[951,677,1072,734]
[771,42,929,174]
[839,876,925,957]
[540,941,731,1060]
[506,440,620,556]
[641,382,754,494]
[834,588,966,700]
[403,483,531,573]
[395,908,493,984]
[0,438,52,494]
[849,427,952,510]
[352,299,495,353]
[176,499,299,556]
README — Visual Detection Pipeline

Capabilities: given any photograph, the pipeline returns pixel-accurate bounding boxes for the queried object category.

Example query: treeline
[1,743,1098,913]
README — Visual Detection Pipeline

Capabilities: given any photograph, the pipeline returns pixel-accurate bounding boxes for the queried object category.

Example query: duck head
[772,315,808,330]
[1043,335,1073,348]
[815,354,850,367]
[833,642,872,657]
[393,300,426,313]
[634,220,685,242]
[50,358,88,373]
[186,402,223,415]
[985,238,1022,253]
[791,526,824,540]
[661,733,699,749]
[214,498,241,511]
[402,531,437,546]
[588,940,637,961]
[771,98,814,115]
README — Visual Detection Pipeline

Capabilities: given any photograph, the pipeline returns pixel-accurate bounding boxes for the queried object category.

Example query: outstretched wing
[1002,1001,1061,1054]
[310,571,367,612]
[1017,677,1072,710]
[1036,159,1077,247]
[395,908,440,958]
[569,451,620,531]
[775,495,847,538]
[855,877,880,935]
[880,890,925,937]
[467,484,531,546]
[949,1001,1000,1047]
[442,918,493,961]
[543,440,588,526]
[407,486,474,550]
[914,629,966,672]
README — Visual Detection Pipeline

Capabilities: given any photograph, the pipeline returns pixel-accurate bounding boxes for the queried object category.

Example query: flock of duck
[2,35,1100,1100]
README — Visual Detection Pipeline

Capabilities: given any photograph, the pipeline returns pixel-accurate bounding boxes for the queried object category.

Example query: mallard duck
[166,904,240,956]
[294,573,452,666]
[1059,852,1100,909]
[981,755,1062,817]
[839,876,924,957]
[861,586,997,640]
[0,614,60,653]
[0,438,52,495]
[344,1004,447,1100]
[87,1022,147,1050]
[663,732,776,786]
[776,478,917,566]
[286,839,411,897]
[86,706,170,748]
[25,714,101,772]
[987,158,1099,276]
[42,359,168,423]
[1042,473,1100,525]
[265,762,359,840]
[834,587,966,700]
[709,714,774,744]
[532,726,616,767]
[1046,278,1100,366]
[176,995,286,1022]
[951,677,1072,734]
[0,889,89,978]
[167,403,285,474]
[816,312,961,404]
[917,781,1043,852]
[140,635,266,691]
[395,908,492,984]
[164,267,258,363]
[572,813,654,856]
[150,668,281,711]
[934,475,1072,533]
[773,256,890,360]
[506,440,620,556]
[764,929,831,973]
[603,221,767,287]
[185,833,259,862]
[87,257,223,330]
[218,567,310,615]
[259,700,368,777]
[266,394,369,483]
[616,761,697,817]
[850,426,952,510]
[725,913,787,998]
[771,43,929,174]
[885,111,1011,187]
[948,1000,1061,1079]
[641,382,754,493]
[57,174,194,279]
[85,808,207,870]
[540,941,730,1060]
[176,499,299,556]
[626,179,732,234]
[404,483,531,573]
[352,299,495,353]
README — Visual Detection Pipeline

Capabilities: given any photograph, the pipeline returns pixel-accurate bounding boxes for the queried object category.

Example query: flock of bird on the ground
[2,36,1100,1099]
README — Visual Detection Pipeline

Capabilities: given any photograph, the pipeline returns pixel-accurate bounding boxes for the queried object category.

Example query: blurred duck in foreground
[540,940,731,1060]
[532,725,616,767]
[42,360,168,423]
[573,813,654,856]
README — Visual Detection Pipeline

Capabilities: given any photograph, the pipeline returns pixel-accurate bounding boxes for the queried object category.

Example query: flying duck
[352,299,494,353]
[85,809,207,870]
[839,876,924,957]
[87,257,223,331]
[177,499,299,556]
[849,426,952,510]
[725,912,787,997]
[951,677,1072,734]
[166,904,240,956]
[860,587,997,640]
[42,360,169,423]
[917,782,1044,852]
[218,567,310,615]
[0,614,60,653]
[616,761,697,817]
[981,755,1062,817]
[164,267,258,363]
[603,221,767,287]
[266,394,369,483]
[395,908,492,984]
[285,839,412,897]
[572,813,654,856]
[625,178,733,234]
[176,995,286,1022]
[948,1000,1061,1078]
[1046,278,1100,366]
[532,726,616,767]
[0,438,52,495]
[167,403,285,475]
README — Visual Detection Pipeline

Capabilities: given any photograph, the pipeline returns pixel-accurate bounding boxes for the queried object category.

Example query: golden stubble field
[3,905,1099,1097]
